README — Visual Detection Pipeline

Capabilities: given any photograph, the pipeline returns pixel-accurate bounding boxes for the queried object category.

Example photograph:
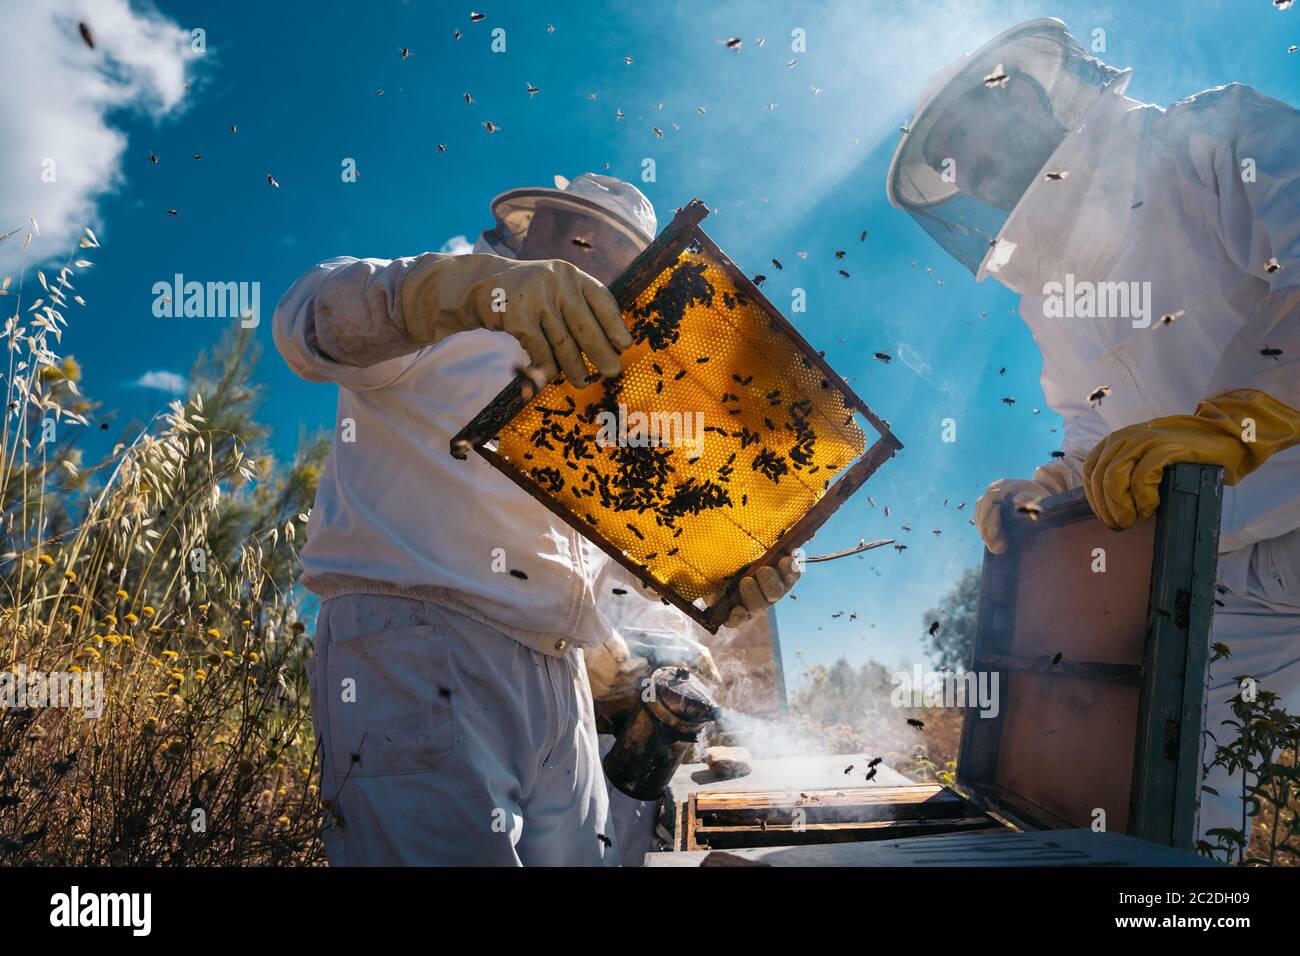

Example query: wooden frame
[451,200,902,632]
[956,462,1224,849]
[681,785,1002,851]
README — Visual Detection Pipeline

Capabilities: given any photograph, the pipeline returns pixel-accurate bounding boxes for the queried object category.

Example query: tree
[922,567,981,672]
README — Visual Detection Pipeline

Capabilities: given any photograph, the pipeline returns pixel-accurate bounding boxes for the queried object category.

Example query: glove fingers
[1131,445,1183,519]
[509,322,560,382]
[1099,457,1139,529]
[974,486,1009,555]
[557,288,622,378]
[579,276,634,353]
[754,565,785,603]
[738,576,767,613]
[725,603,750,628]
[537,307,592,385]
[778,554,801,589]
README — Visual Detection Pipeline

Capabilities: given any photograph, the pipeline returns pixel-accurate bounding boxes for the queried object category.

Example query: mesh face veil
[886,18,1131,275]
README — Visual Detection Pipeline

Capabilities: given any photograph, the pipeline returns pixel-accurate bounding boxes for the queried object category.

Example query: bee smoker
[603,665,721,800]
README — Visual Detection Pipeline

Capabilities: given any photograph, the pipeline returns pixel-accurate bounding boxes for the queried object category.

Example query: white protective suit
[277,174,675,865]
[889,19,1300,843]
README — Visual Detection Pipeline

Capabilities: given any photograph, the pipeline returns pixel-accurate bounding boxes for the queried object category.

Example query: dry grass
[0,223,324,865]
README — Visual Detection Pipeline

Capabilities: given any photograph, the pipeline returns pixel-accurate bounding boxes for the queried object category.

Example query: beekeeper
[274,173,797,866]
[887,18,1300,842]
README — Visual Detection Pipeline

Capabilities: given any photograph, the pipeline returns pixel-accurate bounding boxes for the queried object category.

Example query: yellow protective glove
[1084,389,1300,530]
[974,457,1080,555]
[400,253,632,383]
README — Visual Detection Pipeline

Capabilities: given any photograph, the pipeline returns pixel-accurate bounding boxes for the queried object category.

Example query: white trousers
[307,594,617,866]
[1200,531,1300,843]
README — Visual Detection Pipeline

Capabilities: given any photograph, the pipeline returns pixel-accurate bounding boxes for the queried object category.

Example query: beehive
[454,200,901,631]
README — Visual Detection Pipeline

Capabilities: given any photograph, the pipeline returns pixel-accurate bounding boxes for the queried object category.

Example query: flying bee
[927,620,940,636]
[1261,347,1283,360]
[571,237,593,249]
[1051,652,1064,665]
[984,64,1010,88]
[907,718,925,730]
[1088,385,1111,407]
[873,352,892,363]
[1002,397,1016,406]
[1158,310,1184,327]
[1044,170,1069,182]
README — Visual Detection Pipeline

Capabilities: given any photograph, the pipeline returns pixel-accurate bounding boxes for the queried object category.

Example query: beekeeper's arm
[273,253,631,389]
[1083,86,1300,533]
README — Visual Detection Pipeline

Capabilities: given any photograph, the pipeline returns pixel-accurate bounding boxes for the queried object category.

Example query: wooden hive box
[654,463,1223,863]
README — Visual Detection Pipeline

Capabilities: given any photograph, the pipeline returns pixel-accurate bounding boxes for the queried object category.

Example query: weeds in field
[0,222,327,865]
[1201,643,1300,866]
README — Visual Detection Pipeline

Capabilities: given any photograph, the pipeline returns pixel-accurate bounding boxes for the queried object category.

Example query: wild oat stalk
[0,222,328,865]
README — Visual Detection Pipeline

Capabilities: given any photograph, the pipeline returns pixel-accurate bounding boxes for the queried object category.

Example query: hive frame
[452,199,902,632]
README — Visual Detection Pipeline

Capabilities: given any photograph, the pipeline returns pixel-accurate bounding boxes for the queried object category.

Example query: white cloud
[438,234,475,256]
[0,0,198,261]
[132,370,187,393]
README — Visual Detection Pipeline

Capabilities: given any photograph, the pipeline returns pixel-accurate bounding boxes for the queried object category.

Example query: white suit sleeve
[1189,86,1300,550]
[272,254,445,390]
[1199,85,1300,410]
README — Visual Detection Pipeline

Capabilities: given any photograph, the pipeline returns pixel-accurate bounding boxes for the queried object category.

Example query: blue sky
[9,0,1300,682]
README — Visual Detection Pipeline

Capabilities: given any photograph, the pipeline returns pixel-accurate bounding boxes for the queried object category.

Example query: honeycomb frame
[452,200,902,632]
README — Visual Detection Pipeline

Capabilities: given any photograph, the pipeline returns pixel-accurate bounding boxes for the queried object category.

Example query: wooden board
[643,827,1223,867]
[682,784,1001,850]
[957,463,1223,849]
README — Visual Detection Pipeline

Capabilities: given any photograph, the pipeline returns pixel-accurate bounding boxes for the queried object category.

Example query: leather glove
[586,629,720,732]
[715,554,802,628]
[975,458,1080,555]
[587,630,721,704]
[400,253,632,383]
[1084,389,1300,530]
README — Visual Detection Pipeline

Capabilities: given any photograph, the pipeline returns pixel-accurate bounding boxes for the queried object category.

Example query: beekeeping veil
[478,173,658,283]
[886,18,1132,277]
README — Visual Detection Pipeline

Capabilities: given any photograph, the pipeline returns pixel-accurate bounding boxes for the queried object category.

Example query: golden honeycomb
[492,245,867,605]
